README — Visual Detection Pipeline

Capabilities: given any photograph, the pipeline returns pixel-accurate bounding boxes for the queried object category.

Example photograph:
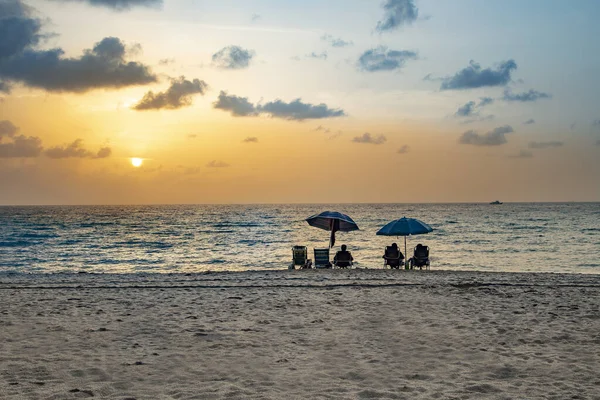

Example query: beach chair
[409,245,430,270]
[383,246,404,269]
[289,246,312,269]
[313,248,332,269]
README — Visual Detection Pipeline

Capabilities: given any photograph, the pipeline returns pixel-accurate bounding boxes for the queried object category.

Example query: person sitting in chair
[334,244,353,268]
[410,243,430,269]
[383,242,404,269]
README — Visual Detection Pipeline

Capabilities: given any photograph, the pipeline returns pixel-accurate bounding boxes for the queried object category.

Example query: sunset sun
[131,158,143,168]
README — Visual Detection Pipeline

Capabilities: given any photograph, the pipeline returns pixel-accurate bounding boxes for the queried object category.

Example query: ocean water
[0,203,598,274]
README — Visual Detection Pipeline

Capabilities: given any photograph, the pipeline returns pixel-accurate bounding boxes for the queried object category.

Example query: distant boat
[490,200,503,205]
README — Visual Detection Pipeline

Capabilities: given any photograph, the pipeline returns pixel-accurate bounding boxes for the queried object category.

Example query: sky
[1,0,599,204]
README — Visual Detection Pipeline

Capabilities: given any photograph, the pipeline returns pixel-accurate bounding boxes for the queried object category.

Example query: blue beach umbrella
[306,211,359,248]
[376,217,433,263]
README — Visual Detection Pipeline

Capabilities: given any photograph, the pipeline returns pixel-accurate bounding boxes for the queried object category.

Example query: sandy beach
[1,270,599,399]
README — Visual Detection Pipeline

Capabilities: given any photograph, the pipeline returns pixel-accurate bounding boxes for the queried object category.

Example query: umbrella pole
[404,236,407,270]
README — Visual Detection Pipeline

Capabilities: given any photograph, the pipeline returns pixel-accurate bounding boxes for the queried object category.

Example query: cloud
[570,123,576,130]
[132,76,208,111]
[251,13,261,22]
[0,81,11,93]
[213,91,346,120]
[352,132,387,145]
[596,139,600,146]
[440,60,517,90]
[528,141,564,149]
[0,33,157,92]
[44,139,111,159]
[358,46,418,72]
[455,101,476,117]
[0,135,43,157]
[51,0,162,10]
[376,0,419,33]
[187,134,197,139]
[397,145,410,154]
[315,125,331,133]
[243,137,258,143]
[0,0,45,60]
[321,34,353,48]
[509,149,533,159]
[158,58,174,66]
[458,125,514,146]
[260,99,345,120]
[206,160,230,168]
[213,91,258,117]
[502,88,551,102]
[212,45,254,70]
[460,115,495,125]
[306,51,327,60]
[523,119,536,125]
[478,97,494,107]
[592,119,600,127]
[455,97,494,118]
[0,119,19,137]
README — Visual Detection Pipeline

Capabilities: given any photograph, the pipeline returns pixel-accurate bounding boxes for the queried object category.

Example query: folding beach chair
[409,245,430,270]
[383,246,404,269]
[289,246,312,269]
[313,248,332,269]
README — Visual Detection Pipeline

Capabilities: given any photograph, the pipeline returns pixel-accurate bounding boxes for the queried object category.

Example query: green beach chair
[313,248,332,269]
[290,246,312,269]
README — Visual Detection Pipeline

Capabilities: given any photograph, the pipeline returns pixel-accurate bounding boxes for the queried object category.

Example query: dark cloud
[509,149,533,159]
[243,137,258,143]
[478,97,494,107]
[321,34,353,48]
[0,0,44,60]
[455,97,494,118]
[51,0,162,11]
[523,119,536,125]
[212,46,254,70]
[45,139,112,159]
[213,91,345,120]
[0,35,157,92]
[440,60,517,90]
[458,125,514,146]
[397,145,410,154]
[358,46,418,72]
[206,160,230,168]
[132,76,208,111]
[306,51,327,60]
[352,132,387,145]
[0,134,42,157]
[315,125,331,133]
[0,119,19,137]
[528,141,564,149]
[260,99,345,120]
[503,88,551,102]
[213,91,257,117]
[455,101,476,117]
[376,0,419,33]
[0,81,11,93]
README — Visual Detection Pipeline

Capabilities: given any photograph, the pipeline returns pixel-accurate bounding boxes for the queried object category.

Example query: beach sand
[1,270,599,399]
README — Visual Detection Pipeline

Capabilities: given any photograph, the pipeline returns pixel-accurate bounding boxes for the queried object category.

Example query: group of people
[333,242,430,269]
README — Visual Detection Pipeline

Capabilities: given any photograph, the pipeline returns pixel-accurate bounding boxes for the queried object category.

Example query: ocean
[0,203,598,274]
